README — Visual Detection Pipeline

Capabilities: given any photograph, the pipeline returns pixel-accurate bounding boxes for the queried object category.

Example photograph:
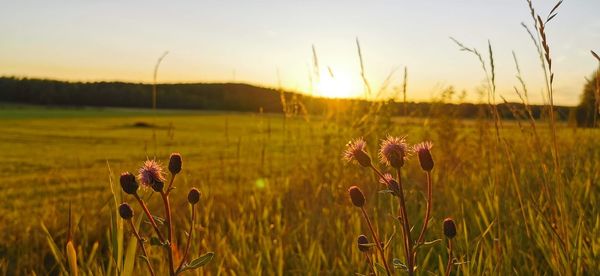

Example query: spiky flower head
[119,172,139,195]
[379,173,400,196]
[343,138,372,167]
[168,153,182,175]
[443,218,457,239]
[118,202,134,220]
[188,187,201,205]
[357,234,370,252]
[414,141,434,171]
[348,186,366,207]
[379,136,409,169]
[138,159,166,191]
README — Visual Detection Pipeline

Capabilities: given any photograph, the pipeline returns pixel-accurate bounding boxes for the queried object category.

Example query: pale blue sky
[1,0,599,105]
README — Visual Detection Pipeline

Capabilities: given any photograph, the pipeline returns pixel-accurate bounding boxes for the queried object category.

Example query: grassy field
[0,105,598,275]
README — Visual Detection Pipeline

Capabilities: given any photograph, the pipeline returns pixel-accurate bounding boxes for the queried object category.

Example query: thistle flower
[120,172,139,195]
[379,173,400,196]
[443,218,457,239]
[138,159,166,190]
[379,136,409,169]
[348,186,366,207]
[119,203,134,220]
[168,153,182,175]
[414,141,434,171]
[357,234,370,252]
[188,188,201,204]
[343,138,372,167]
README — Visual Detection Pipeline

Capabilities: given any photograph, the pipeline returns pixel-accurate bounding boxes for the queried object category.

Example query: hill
[0,77,572,120]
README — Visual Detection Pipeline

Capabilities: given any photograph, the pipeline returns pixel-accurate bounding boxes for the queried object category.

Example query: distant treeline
[0,77,571,120]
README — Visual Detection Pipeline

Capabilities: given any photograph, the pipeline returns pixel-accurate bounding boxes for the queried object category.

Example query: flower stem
[166,173,176,194]
[445,239,453,276]
[413,171,432,263]
[175,204,195,273]
[127,219,156,276]
[134,194,165,243]
[161,185,175,276]
[395,168,414,276]
[368,164,413,274]
[360,207,392,276]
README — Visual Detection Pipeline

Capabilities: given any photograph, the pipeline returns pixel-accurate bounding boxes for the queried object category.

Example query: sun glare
[315,72,357,99]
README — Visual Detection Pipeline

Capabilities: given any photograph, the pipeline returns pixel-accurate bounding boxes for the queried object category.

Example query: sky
[1,0,599,105]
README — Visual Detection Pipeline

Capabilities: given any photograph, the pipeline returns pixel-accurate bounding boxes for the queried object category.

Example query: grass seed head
[168,153,182,175]
[119,203,134,220]
[443,218,457,239]
[119,172,138,195]
[188,187,201,205]
[414,141,434,171]
[379,136,409,169]
[138,159,166,189]
[343,138,372,167]
[357,234,370,252]
[348,186,366,207]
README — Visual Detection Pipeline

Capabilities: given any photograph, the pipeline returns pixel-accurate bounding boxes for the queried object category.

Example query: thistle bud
[443,218,457,239]
[168,153,182,175]
[348,186,366,207]
[387,178,401,196]
[120,172,139,195]
[188,188,201,204]
[343,138,372,168]
[414,142,434,172]
[355,151,372,167]
[119,203,134,220]
[379,173,400,196]
[357,234,370,252]
[151,181,164,192]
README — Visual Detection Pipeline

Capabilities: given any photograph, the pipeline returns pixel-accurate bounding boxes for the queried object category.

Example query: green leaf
[122,235,137,276]
[40,222,67,275]
[414,239,443,250]
[392,258,408,270]
[178,252,215,273]
[188,252,215,268]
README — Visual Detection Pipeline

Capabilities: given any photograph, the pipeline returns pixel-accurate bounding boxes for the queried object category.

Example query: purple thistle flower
[414,141,434,171]
[379,136,409,169]
[343,138,372,167]
[138,159,166,188]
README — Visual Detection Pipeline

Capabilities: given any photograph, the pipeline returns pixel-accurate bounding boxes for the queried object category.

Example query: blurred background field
[0,104,598,274]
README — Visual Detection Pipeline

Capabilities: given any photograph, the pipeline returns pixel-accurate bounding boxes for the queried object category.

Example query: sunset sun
[315,72,357,98]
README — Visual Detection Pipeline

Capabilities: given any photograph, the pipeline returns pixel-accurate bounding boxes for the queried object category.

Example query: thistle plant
[357,234,377,275]
[118,153,214,275]
[443,218,457,276]
[345,137,456,275]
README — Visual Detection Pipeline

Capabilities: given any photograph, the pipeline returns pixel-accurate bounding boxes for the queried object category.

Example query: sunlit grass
[0,105,598,274]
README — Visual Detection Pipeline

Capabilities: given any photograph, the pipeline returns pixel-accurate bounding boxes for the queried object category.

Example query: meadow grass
[0,105,598,275]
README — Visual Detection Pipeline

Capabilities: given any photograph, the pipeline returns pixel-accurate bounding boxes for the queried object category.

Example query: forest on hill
[0,77,572,120]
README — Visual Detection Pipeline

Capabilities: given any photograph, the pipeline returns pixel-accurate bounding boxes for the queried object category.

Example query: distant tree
[575,69,600,127]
